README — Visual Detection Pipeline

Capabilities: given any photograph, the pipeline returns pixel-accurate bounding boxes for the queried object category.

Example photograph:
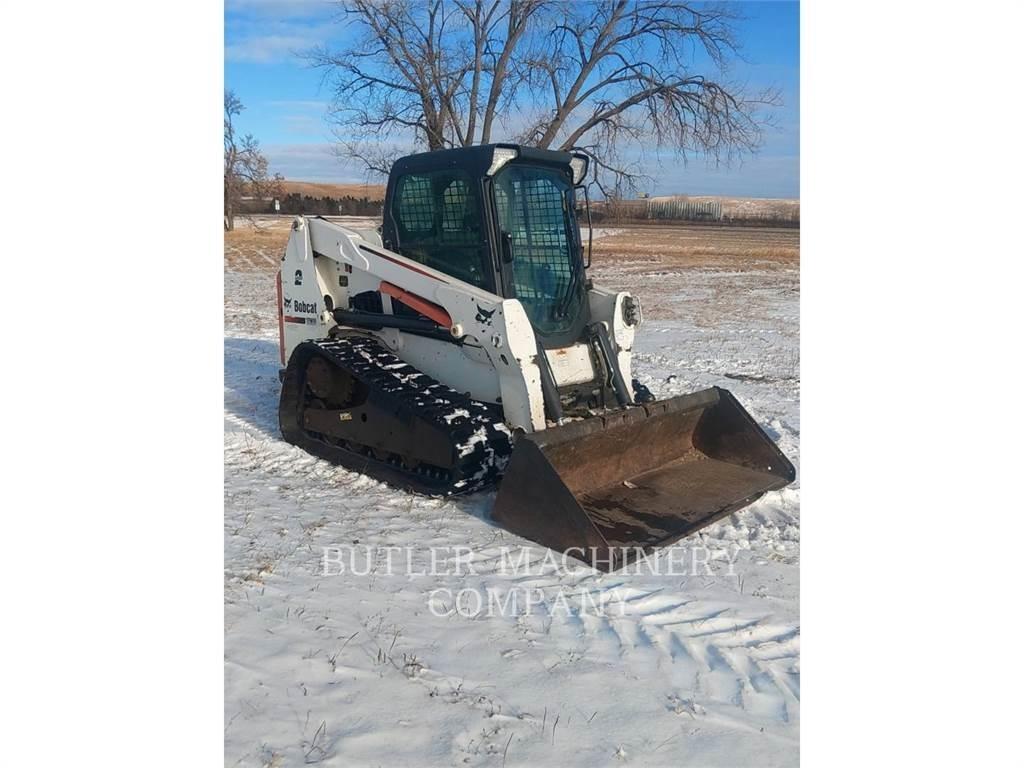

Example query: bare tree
[224,90,284,231]
[308,0,778,192]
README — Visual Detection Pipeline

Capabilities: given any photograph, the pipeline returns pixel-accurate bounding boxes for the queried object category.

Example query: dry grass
[281,180,385,200]
[591,225,798,271]
[224,219,798,328]
[588,225,799,324]
[224,220,800,298]
[224,218,292,272]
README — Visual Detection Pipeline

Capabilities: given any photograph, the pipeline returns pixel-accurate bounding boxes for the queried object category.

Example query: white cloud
[225,0,332,19]
[225,34,309,63]
[266,99,329,110]
[264,143,374,182]
[643,153,800,198]
[225,2,338,64]
[281,114,324,135]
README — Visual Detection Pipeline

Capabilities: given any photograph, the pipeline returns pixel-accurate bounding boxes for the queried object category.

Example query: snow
[225,250,800,765]
[444,408,472,423]
[582,226,623,240]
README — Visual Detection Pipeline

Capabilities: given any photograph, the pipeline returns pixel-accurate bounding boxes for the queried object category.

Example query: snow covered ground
[224,232,799,766]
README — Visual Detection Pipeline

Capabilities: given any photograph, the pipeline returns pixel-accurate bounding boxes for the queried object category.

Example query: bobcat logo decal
[475,304,496,325]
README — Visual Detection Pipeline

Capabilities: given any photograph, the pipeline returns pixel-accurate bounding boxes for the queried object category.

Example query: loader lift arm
[293,215,551,432]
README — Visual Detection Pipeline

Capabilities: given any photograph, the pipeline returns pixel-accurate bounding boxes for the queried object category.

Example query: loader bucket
[492,387,795,572]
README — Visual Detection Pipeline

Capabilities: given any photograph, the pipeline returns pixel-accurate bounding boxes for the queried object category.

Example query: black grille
[391,171,490,289]
[441,179,475,244]
[396,175,434,233]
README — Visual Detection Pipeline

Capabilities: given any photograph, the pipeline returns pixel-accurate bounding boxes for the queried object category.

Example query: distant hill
[281,180,385,200]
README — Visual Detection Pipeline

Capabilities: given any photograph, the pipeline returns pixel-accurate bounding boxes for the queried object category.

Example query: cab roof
[389,144,574,179]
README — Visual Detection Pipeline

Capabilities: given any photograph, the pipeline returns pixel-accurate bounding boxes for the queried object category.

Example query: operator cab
[382,144,591,348]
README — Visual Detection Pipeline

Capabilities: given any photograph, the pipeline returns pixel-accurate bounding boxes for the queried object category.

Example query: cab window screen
[395,175,433,233]
[492,165,580,336]
[393,171,490,289]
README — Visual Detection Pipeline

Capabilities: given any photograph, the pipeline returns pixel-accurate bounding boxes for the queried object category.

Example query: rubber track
[291,336,514,494]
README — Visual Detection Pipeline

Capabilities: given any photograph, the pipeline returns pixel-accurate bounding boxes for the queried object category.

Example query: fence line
[592,197,799,225]
[647,198,723,221]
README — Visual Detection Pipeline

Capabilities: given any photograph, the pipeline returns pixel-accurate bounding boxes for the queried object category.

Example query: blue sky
[225,0,799,198]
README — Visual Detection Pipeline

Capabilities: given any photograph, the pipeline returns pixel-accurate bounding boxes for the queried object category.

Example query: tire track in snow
[472,568,800,724]
[460,547,798,716]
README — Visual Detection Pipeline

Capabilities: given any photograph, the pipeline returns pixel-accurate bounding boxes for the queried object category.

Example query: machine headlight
[569,154,589,185]
[623,295,642,327]
[487,146,518,176]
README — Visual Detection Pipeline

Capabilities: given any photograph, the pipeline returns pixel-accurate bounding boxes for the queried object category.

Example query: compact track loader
[277,144,794,571]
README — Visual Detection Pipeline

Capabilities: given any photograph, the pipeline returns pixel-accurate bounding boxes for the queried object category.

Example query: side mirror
[500,231,514,263]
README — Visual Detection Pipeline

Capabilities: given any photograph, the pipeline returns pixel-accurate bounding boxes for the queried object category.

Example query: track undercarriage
[279,334,514,495]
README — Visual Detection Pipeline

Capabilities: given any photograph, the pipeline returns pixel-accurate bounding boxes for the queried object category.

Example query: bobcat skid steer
[277,144,794,571]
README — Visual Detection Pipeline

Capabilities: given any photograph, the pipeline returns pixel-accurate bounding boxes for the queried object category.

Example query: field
[224,219,800,766]
[224,217,378,273]
[280,180,386,199]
